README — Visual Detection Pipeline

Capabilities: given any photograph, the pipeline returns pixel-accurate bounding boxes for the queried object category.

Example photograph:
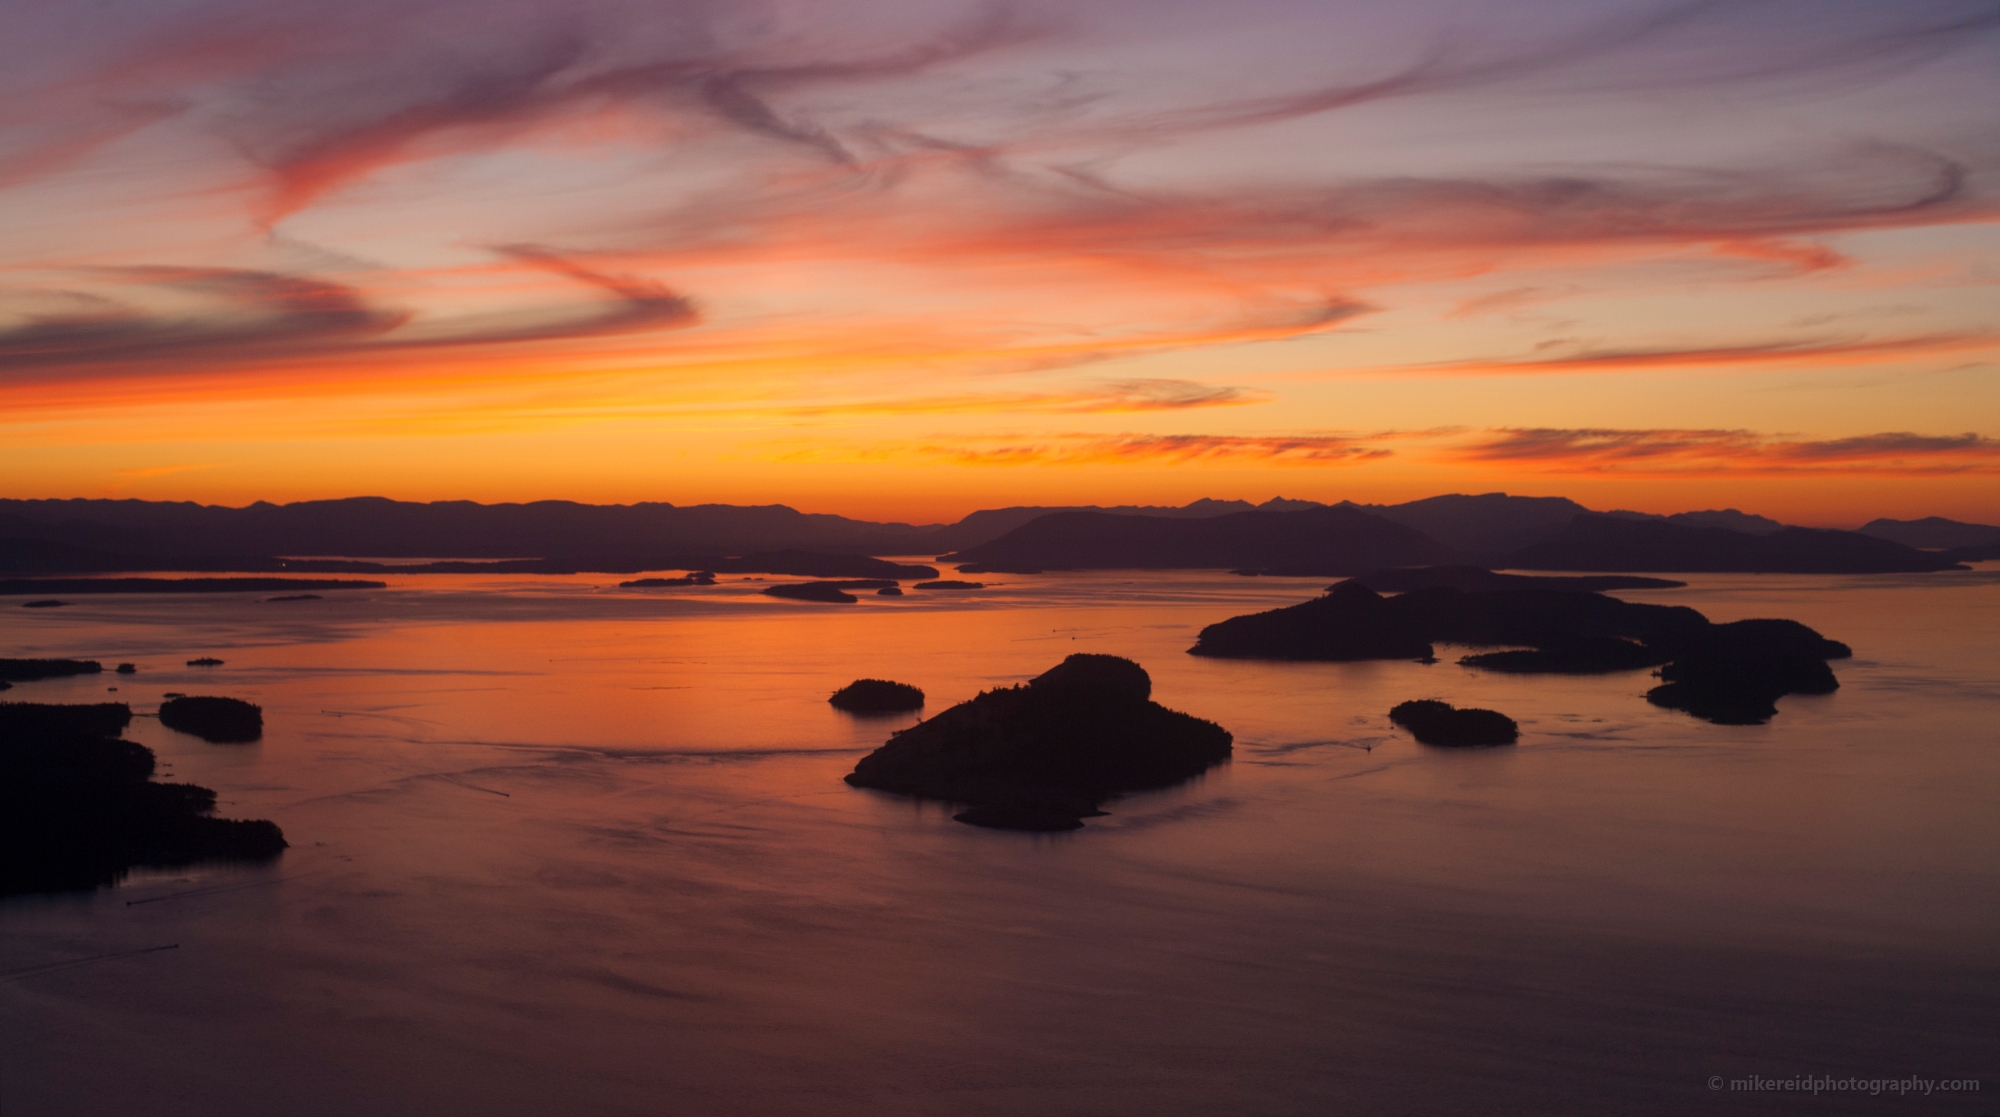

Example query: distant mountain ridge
[0,493,1979,577]
[942,507,1456,575]
[0,497,941,562]
[1858,516,2000,551]
[1501,515,1963,574]
[921,497,1325,553]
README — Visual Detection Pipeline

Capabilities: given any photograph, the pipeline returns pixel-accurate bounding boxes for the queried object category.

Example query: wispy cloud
[1460,428,2000,474]
[772,431,1396,467]
[0,268,408,371]
[1378,332,2000,376]
[766,379,1266,418]
[1,0,1997,506]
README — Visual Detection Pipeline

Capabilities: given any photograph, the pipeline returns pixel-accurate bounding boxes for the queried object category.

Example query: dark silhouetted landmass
[1389,700,1518,746]
[1339,566,1684,593]
[762,580,897,603]
[159,696,264,743]
[945,507,1454,574]
[1940,542,2000,563]
[0,701,286,895]
[0,702,132,738]
[0,577,383,596]
[1459,636,1669,674]
[1604,508,1790,535]
[919,497,1319,553]
[1644,619,1850,725]
[1193,582,1716,663]
[845,654,1231,830]
[1856,516,2000,568]
[913,580,984,590]
[187,657,224,667]
[711,553,934,579]
[266,594,323,602]
[8,494,1985,583]
[21,599,67,608]
[766,583,857,603]
[1667,509,1788,535]
[115,663,136,674]
[0,536,937,581]
[1859,516,2000,551]
[1344,493,1590,562]
[620,570,716,587]
[1188,582,1441,661]
[877,587,904,596]
[829,679,925,713]
[1190,584,1845,724]
[0,497,944,562]
[1503,515,1964,573]
[1,658,102,682]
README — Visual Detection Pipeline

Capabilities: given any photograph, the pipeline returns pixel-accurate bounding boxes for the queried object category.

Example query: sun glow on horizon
[3,0,1997,522]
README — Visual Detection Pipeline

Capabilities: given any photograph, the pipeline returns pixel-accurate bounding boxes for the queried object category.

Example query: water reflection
[3,568,1996,1114]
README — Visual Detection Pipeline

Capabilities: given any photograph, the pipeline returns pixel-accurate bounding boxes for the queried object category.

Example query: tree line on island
[1,698,282,896]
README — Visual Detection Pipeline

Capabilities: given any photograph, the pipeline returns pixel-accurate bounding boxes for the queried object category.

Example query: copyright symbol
[1709,1077,1723,1091]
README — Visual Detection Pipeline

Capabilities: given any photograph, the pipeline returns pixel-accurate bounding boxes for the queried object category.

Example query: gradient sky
[3,0,1998,524]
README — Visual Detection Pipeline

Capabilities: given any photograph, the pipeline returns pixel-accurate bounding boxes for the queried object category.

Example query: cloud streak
[0,0,1996,511]
[1379,332,2000,377]
[1461,428,2000,474]
[0,268,408,371]
[774,431,1397,468]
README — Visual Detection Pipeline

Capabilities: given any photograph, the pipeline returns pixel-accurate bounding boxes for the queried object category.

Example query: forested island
[0,702,286,895]
[1190,582,1849,725]
[1389,701,1519,746]
[829,679,925,713]
[159,696,265,743]
[846,655,1232,830]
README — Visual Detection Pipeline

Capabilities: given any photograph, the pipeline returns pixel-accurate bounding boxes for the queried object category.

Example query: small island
[187,656,225,666]
[116,663,137,674]
[1459,636,1669,674]
[845,654,1232,831]
[913,580,985,590]
[763,580,898,603]
[829,679,925,713]
[877,587,904,596]
[1389,700,1519,746]
[0,701,286,895]
[22,599,68,608]
[620,571,717,587]
[159,696,265,743]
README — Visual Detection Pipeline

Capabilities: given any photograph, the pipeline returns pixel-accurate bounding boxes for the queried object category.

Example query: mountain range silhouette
[0,493,1986,578]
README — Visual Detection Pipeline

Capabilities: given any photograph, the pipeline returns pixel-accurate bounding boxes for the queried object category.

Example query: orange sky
[3,0,1997,526]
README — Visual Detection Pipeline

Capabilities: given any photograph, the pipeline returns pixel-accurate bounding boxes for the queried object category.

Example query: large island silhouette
[1,702,286,895]
[845,655,1232,831]
[1190,582,1850,725]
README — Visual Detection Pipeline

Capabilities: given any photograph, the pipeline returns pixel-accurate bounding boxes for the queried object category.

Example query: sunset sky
[3,0,1997,524]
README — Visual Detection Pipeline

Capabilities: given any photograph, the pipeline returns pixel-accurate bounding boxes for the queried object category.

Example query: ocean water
[3,568,1996,1115]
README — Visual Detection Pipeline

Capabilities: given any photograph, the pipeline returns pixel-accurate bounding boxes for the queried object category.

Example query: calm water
[3,569,1997,1115]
